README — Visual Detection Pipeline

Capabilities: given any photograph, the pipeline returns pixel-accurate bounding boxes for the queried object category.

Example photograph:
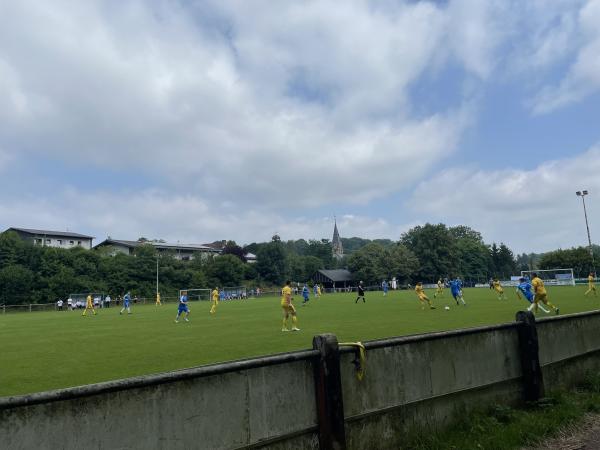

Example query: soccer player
[516,277,550,313]
[382,280,389,296]
[155,292,162,306]
[531,273,559,315]
[302,283,310,306]
[434,278,444,299]
[355,281,366,303]
[175,290,190,323]
[210,287,219,314]
[316,284,322,297]
[415,282,436,310]
[585,272,597,297]
[493,279,507,300]
[449,278,466,306]
[120,292,132,315]
[281,280,300,331]
[82,294,96,316]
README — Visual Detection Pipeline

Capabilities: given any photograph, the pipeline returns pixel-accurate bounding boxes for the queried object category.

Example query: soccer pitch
[1,286,598,397]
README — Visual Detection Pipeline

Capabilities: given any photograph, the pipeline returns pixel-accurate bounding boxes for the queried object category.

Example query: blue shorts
[303,295,309,301]
[124,301,130,308]
[451,290,460,299]
[178,304,189,313]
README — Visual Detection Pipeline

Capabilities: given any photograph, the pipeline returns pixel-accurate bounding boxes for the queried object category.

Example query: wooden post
[312,334,347,450]
[515,311,545,401]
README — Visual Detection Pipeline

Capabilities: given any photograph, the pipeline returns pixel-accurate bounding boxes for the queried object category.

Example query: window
[77,241,82,246]
[45,239,51,245]
[69,241,74,245]
[57,240,62,245]
[34,238,42,245]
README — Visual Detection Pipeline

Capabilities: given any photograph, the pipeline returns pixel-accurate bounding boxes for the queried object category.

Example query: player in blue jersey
[449,278,466,306]
[382,280,389,296]
[119,292,132,315]
[175,290,190,323]
[516,278,549,314]
[302,284,310,306]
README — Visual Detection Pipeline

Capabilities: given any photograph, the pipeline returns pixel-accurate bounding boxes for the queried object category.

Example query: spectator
[105,295,111,308]
[57,299,64,311]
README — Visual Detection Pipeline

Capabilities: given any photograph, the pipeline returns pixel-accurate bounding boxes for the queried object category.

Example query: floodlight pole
[576,190,595,270]
[156,254,159,296]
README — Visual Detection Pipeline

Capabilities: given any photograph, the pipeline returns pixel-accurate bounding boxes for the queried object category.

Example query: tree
[222,241,247,262]
[383,244,419,283]
[0,264,35,304]
[401,224,456,282]
[347,243,382,285]
[255,237,288,285]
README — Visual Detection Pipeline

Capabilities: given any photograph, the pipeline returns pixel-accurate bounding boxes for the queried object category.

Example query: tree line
[0,225,596,305]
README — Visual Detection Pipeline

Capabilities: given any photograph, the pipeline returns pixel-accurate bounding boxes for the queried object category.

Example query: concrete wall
[537,311,600,388]
[2,312,600,450]
[340,325,523,449]
[0,356,318,450]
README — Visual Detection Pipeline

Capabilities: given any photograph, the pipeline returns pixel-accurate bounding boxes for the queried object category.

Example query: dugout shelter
[312,269,352,289]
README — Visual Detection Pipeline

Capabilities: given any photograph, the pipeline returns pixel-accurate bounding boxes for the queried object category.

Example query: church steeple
[332,217,343,259]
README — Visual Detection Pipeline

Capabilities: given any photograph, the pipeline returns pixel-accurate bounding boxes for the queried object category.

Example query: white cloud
[530,0,600,114]
[0,188,406,245]
[0,0,477,209]
[409,145,600,253]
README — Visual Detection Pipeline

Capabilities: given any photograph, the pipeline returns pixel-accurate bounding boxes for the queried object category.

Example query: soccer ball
[444,306,450,311]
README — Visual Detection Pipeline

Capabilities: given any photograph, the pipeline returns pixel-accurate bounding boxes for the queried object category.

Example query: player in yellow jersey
[155,292,161,306]
[210,287,219,314]
[82,294,96,316]
[415,282,436,310]
[585,272,597,297]
[493,279,507,300]
[316,285,322,297]
[433,278,444,299]
[281,280,300,331]
[531,273,559,315]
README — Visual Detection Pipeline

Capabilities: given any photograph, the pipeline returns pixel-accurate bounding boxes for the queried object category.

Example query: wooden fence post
[516,311,545,401]
[313,334,347,450]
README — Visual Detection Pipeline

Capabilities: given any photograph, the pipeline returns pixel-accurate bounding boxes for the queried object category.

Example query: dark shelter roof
[314,269,352,283]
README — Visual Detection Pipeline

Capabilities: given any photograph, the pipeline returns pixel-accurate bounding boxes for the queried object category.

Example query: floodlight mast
[576,190,595,270]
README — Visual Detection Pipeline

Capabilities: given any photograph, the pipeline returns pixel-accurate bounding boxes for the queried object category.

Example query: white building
[94,238,221,260]
[6,227,94,249]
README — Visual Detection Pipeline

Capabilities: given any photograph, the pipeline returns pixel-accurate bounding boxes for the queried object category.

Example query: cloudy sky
[1,0,599,253]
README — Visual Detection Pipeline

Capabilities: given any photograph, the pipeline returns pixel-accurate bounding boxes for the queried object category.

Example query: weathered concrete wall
[340,325,523,450]
[537,311,600,388]
[0,357,318,450]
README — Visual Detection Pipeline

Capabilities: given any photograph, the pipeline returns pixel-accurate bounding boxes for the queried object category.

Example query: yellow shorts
[534,293,547,303]
[418,294,428,302]
[495,288,504,294]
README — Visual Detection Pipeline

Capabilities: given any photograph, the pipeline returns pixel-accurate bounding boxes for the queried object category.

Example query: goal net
[520,268,575,286]
[179,288,211,302]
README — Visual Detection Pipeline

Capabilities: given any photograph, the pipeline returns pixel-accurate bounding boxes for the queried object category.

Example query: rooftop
[8,227,94,239]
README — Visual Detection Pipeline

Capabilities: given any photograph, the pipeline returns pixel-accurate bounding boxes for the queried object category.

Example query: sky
[1,0,599,254]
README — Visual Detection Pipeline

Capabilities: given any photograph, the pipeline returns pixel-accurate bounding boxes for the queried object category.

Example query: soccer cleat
[174,320,179,323]
[556,308,560,315]
[282,328,289,332]
[184,318,189,322]
[291,327,300,331]
[430,306,436,309]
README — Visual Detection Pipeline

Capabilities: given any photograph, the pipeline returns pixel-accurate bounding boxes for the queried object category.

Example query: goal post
[520,268,575,286]
[179,288,211,302]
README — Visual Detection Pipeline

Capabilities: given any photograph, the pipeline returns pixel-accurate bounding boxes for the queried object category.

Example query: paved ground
[525,414,600,450]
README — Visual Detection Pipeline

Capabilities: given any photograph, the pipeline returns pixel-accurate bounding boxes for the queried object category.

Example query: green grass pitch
[1,286,598,397]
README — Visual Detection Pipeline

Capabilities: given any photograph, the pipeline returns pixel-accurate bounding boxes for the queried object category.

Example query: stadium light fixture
[576,190,595,270]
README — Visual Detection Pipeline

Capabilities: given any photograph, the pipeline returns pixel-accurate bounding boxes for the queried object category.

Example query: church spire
[332,216,343,259]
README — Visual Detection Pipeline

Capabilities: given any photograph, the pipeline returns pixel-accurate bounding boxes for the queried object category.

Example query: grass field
[1,285,598,397]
